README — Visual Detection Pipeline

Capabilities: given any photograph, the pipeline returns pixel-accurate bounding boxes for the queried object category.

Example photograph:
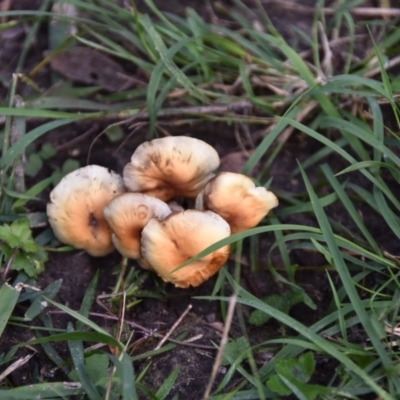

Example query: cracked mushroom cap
[196,172,278,234]
[123,136,220,201]
[47,165,126,256]
[103,193,172,261]
[141,210,231,288]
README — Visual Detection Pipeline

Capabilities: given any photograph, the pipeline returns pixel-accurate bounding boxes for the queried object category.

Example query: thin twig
[47,310,216,350]
[363,54,400,78]
[202,294,237,400]
[9,95,26,193]
[297,34,368,60]
[112,122,148,156]
[233,123,249,156]
[127,101,253,129]
[0,0,12,23]
[277,100,318,145]
[0,352,36,382]
[154,304,193,350]
[0,103,270,128]
[266,1,400,17]
[87,118,147,164]
[105,287,127,400]
[318,21,333,78]
[116,291,127,344]
[1,250,16,281]
[55,124,99,152]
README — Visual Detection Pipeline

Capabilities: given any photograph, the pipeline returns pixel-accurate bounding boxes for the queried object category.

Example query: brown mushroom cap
[196,172,278,234]
[141,210,231,288]
[47,165,126,256]
[103,193,172,261]
[123,136,220,202]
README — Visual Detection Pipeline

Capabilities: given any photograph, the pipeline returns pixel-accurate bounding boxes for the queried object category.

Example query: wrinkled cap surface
[141,210,231,288]
[123,136,220,201]
[103,192,171,261]
[197,172,278,233]
[47,165,126,256]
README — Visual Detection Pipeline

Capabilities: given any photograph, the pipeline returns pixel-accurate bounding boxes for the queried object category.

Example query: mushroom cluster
[47,136,278,288]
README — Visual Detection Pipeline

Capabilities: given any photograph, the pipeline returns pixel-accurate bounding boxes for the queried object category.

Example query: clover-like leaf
[221,336,249,366]
[249,288,303,326]
[267,352,317,397]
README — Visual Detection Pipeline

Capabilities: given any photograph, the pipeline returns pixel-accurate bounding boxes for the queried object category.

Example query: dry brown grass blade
[266,1,400,17]
[0,353,36,382]
[202,293,237,400]
[363,54,400,78]
[277,100,318,145]
[154,304,193,350]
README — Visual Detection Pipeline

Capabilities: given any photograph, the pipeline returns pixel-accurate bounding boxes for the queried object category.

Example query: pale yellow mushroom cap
[123,136,220,202]
[103,193,172,261]
[196,172,278,234]
[47,165,126,256]
[141,210,231,288]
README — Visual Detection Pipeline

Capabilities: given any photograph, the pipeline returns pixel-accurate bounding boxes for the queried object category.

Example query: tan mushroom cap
[196,172,278,234]
[103,193,172,261]
[141,210,231,288]
[47,165,126,256]
[123,136,220,202]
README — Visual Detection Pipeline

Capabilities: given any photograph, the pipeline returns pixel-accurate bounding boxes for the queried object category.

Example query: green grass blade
[320,75,387,98]
[199,271,392,400]
[1,118,79,170]
[0,107,99,118]
[368,97,384,164]
[298,162,397,391]
[25,279,62,321]
[156,365,181,399]
[275,191,338,217]
[0,382,84,399]
[80,29,153,70]
[140,14,206,103]
[0,283,21,337]
[20,331,122,348]
[291,137,348,176]
[25,96,113,111]
[147,36,193,132]
[173,224,321,273]
[144,0,183,35]
[77,270,99,331]
[368,28,393,103]
[373,186,400,240]
[320,164,380,253]
[320,116,400,168]
[109,352,138,400]
[284,117,400,211]
[173,221,396,275]
[325,271,348,342]
[335,161,398,176]
[44,297,121,345]
[130,342,177,361]
[68,323,102,400]
[34,328,69,375]
[12,176,53,209]
[242,106,300,174]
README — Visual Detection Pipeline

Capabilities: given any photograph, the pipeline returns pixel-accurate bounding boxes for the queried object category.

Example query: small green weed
[0,219,47,278]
